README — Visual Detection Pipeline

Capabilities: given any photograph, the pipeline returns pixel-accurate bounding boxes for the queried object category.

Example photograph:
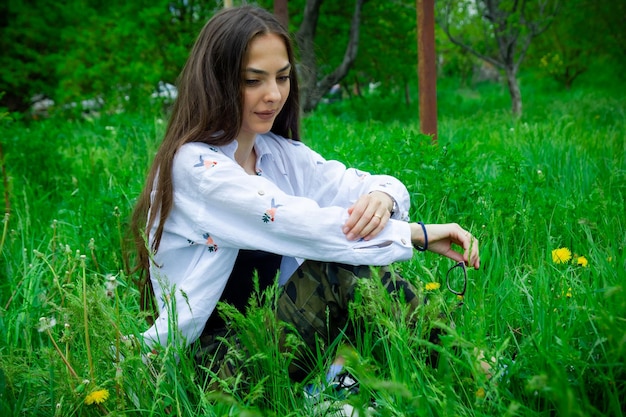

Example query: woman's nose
[264,81,281,102]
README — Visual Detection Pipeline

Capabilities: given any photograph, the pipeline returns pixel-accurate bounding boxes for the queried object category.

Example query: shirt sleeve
[173,142,414,265]
[291,143,411,221]
[141,243,238,350]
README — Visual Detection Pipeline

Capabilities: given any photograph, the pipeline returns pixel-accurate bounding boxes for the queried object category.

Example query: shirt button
[258,190,265,196]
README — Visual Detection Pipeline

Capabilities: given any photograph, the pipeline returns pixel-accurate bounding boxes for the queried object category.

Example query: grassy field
[0,72,625,416]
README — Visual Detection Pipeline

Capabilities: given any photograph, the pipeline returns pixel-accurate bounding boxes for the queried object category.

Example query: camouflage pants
[195,260,422,382]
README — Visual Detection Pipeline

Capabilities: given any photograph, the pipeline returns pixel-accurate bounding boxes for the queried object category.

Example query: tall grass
[0,74,624,416]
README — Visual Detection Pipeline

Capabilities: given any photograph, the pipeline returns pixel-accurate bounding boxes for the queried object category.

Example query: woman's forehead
[244,33,290,70]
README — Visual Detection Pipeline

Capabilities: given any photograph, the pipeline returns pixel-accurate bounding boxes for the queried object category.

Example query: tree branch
[438,4,504,69]
[317,0,365,95]
[297,0,365,111]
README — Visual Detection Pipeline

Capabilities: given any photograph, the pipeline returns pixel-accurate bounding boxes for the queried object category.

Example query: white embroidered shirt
[142,132,414,348]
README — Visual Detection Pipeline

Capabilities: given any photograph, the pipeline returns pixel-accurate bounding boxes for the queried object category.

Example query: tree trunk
[353,75,361,97]
[295,0,322,113]
[296,0,365,113]
[505,67,522,117]
[404,80,411,106]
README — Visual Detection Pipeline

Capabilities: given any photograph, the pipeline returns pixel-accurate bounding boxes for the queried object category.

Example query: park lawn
[0,74,624,416]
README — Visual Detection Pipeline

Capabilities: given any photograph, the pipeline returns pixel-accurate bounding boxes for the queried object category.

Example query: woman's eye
[278,75,290,83]
[245,79,260,86]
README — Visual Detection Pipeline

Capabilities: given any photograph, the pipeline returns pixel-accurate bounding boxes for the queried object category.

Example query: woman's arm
[171,143,415,266]
[410,222,480,269]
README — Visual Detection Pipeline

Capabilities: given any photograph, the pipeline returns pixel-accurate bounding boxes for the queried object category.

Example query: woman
[131,5,480,382]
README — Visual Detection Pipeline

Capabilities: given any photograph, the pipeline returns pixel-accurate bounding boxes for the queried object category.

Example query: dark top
[203,250,282,330]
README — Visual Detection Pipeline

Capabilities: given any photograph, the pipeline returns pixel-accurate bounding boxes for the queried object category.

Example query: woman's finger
[343,194,390,239]
[362,210,390,240]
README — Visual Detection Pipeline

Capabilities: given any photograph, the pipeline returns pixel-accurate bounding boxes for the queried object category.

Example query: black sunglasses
[446,261,468,298]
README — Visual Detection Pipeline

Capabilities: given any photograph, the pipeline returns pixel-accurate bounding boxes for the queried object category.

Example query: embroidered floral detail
[262,198,282,223]
[378,182,392,188]
[208,146,218,152]
[202,233,218,252]
[354,169,368,180]
[160,293,171,309]
[187,239,195,246]
[194,155,218,169]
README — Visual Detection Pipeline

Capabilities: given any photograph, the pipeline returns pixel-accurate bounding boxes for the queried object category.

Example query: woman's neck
[235,137,257,175]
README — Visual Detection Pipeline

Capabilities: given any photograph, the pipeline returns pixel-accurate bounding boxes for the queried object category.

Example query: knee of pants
[276,261,361,345]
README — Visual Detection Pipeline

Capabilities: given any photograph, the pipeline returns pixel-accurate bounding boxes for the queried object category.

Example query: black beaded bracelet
[414,221,428,251]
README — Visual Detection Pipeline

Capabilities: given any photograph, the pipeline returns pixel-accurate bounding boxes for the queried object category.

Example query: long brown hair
[130,6,300,310]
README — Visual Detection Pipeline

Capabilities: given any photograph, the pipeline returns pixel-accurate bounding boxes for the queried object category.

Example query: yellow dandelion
[576,256,588,267]
[566,287,572,298]
[552,247,572,264]
[476,387,486,398]
[84,389,109,405]
[425,282,440,291]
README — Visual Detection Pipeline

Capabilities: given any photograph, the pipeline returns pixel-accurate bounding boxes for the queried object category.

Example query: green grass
[0,74,624,416]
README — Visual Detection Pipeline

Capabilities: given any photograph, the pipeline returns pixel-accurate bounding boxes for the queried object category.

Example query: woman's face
[238,33,291,143]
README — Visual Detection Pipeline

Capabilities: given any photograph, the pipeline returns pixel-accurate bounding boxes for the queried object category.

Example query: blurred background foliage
[1,0,624,116]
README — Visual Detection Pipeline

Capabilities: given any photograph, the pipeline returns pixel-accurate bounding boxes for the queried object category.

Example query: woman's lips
[255,110,276,120]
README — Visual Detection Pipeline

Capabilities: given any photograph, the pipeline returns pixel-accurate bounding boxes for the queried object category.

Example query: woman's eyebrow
[244,63,291,75]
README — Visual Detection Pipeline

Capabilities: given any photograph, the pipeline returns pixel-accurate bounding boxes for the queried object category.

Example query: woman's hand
[342,191,394,241]
[411,223,480,269]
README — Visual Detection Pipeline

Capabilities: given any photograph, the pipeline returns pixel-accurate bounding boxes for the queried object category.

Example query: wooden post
[417,0,438,144]
[274,0,289,29]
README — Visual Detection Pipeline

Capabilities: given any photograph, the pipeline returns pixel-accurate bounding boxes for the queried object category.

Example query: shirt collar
[254,133,274,163]
[218,134,274,163]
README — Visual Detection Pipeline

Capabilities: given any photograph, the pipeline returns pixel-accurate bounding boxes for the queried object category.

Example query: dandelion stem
[36,251,64,296]
[81,257,95,381]
[0,142,10,215]
[89,238,100,273]
[4,275,24,310]
[46,329,80,380]
[114,207,129,275]
[65,340,70,377]
[0,212,9,254]
[113,284,123,403]
[50,219,57,260]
